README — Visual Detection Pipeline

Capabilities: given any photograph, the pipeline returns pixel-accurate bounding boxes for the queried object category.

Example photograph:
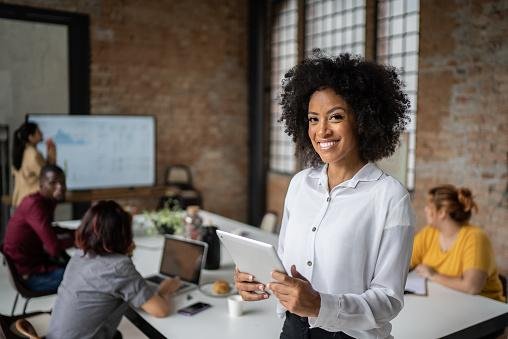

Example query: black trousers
[280,312,355,339]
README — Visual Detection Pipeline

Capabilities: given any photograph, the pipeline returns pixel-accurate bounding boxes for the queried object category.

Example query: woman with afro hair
[235,52,415,339]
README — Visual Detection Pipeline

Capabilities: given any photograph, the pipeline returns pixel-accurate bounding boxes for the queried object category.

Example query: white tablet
[216,230,286,285]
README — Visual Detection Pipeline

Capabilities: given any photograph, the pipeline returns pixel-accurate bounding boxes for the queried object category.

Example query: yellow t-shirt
[411,224,505,302]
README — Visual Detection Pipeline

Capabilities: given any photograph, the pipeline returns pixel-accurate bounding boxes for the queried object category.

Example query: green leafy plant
[144,201,184,235]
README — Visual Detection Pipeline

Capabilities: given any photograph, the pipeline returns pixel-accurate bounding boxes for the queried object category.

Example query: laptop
[145,235,208,294]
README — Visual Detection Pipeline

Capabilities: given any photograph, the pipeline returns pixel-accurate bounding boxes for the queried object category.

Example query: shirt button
[312,227,316,232]
[326,196,331,202]
[307,261,312,266]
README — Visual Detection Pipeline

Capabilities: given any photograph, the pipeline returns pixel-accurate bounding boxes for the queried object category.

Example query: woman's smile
[317,139,339,150]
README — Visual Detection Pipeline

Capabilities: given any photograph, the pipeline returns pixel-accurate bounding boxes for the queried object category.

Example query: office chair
[500,274,507,303]
[165,165,194,190]
[158,165,203,209]
[15,319,40,339]
[0,246,56,315]
[0,311,49,339]
[259,211,278,234]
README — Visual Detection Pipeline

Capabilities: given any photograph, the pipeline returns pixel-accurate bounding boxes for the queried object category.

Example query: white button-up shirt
[277,163,415,339]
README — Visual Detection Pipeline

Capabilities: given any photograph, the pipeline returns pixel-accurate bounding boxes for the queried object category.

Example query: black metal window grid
[269,0,298,173]
[377,0,420,189]
[305,0,366,56]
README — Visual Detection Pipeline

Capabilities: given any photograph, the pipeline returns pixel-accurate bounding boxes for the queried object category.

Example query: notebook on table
[404,270,428,296]
[145,235,208,294]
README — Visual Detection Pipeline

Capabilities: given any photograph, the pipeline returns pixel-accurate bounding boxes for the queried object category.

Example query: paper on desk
[404,270,427,295]
[52,219,81,230]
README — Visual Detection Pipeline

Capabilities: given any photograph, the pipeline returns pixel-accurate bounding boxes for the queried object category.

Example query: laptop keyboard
[146,275,188,291]
[146,275,164,284]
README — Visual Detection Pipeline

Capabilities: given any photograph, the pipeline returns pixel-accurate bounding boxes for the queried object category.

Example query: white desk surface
[127,212,508,339]
[130,211,284,339]
[392,283,507,338]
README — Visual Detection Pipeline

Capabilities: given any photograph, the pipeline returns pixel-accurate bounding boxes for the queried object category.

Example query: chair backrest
[0,245,55,298]
[165,165,193,190]
[260,212,278,234]
[0,311,49,339]
[15,319,40,339]
[499,274,507,303]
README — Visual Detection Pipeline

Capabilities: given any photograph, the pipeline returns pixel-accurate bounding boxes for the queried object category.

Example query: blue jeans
[24,267,65,292]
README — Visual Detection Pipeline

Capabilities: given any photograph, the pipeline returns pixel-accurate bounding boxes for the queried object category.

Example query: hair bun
[457,188,478,213]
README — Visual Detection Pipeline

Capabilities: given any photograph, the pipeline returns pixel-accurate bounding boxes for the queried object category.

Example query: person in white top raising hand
[234,51,415,339]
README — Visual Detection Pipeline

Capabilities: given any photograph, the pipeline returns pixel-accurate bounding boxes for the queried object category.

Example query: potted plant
[144,201,184,235]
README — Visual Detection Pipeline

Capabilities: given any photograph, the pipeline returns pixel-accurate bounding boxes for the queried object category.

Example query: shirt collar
[310,162,383,189]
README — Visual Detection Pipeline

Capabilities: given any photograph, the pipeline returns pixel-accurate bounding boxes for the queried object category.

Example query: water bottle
[184,205,203,240]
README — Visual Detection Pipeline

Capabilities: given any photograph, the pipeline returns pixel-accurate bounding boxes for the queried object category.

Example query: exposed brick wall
[2,0,249,221]
[416,0,508,272]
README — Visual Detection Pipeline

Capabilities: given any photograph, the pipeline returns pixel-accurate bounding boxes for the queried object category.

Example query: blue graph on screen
[28,114,155,190]
[53,129,86,145]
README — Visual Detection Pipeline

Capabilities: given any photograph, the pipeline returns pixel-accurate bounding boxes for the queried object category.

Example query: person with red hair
[48,200,181,339]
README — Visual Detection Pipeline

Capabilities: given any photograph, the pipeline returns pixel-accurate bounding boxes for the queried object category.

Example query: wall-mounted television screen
[27,114,156,190]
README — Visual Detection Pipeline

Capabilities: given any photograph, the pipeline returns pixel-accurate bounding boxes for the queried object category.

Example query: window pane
[391,0,404,16]
[391,16,404,36]
[406,13,419,32]
[405,33,419,52]
[345,11,353,27]
[405,53,418,72]
[376,0,420,190]
[269,0,298,173]
[390,55,403,69]
[407,0,419,13]
[390,36,403,54]
[405,73,417,92]
[356,26,365,42]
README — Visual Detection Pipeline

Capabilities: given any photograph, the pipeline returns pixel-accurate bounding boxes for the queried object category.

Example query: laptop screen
[159,237,206,284]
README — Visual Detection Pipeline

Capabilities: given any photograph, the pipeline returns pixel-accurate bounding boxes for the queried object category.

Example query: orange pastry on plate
[212,280,231,295]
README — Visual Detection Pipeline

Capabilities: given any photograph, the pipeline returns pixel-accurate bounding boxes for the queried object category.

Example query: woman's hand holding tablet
[267,265,321,317]
[216,230,286,301]
[234,267,270,301]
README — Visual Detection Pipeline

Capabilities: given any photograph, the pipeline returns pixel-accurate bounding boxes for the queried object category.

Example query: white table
[392,282,508,338]
[126,212,508,339]
[127,211,284,339]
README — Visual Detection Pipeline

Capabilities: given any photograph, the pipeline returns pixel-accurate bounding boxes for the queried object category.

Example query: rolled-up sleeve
[113,260,157,308]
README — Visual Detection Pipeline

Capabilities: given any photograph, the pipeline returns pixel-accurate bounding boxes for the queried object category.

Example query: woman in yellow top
[411,185,505,302]
[11,122,56,206]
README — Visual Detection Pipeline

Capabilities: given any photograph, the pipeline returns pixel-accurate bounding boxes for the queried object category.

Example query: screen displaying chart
[28,114,156,190]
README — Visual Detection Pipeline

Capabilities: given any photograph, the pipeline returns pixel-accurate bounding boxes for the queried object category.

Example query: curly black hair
[280,51,410,167]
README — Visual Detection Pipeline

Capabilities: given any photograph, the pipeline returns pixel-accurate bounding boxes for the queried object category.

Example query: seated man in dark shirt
[3,164,74,291]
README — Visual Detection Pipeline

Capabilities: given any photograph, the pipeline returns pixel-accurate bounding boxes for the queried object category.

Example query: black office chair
[158,165,203,209]
[1,313,123,339]
[0,246,56,315]
[0,311,50,339]
[499,274,507,303]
